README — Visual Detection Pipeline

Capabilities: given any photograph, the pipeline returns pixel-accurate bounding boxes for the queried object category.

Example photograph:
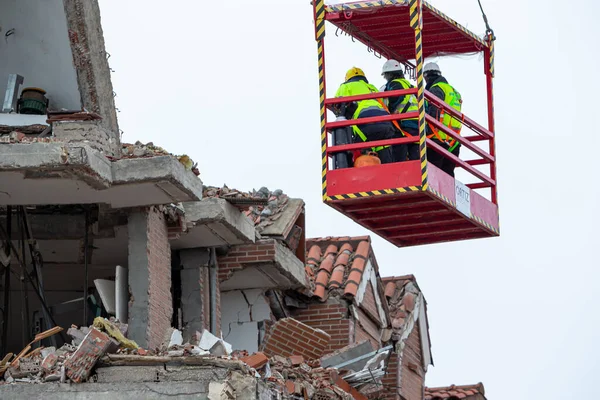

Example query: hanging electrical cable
[477,0,495,40]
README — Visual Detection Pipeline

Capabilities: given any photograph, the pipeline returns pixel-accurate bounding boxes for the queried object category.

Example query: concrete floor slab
[0,143,203,207]
[220,241,308,291]
[171,199,255,249]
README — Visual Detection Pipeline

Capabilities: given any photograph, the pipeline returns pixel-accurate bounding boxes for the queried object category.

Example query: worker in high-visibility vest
[381,59,419,162]
[334,67,395,164]
[424,62,463,177]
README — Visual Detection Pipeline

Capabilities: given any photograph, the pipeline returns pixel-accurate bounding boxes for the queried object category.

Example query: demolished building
[0,0,489,398]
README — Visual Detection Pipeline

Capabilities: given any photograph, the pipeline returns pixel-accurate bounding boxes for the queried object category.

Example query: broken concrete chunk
[18,358,40,374]
[190,346,210,356]
[67,327,87,346]
[40,347,56,359]
[208,380,236,400]
[198,329,232,356]
[168,329,183,348]
[43,373,61,382]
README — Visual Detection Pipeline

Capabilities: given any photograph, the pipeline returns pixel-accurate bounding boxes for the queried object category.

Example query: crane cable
[477,0,496,40]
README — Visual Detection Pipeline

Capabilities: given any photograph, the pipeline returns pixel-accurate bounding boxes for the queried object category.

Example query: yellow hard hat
[345,67,365,82]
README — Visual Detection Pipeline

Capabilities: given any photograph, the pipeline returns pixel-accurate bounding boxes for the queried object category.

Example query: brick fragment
[289,355,304,366]
[64,328,111,383]
[285,380,295,394]
[41,353,58,372]
[240,352,269,369]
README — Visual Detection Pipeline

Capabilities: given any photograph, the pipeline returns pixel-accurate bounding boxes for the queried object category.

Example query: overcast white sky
[98,1,599,398]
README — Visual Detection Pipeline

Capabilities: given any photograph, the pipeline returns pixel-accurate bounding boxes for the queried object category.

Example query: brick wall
[399,325,425,400]
[380,351,399,399]
[146,207,172,350]
[380,326,425,400]
[355,323,379,351]
[353,307,382,350]
[261,318,331,360]
[218,240,276,282]
[292,302,352,354]
[361,281,382,325]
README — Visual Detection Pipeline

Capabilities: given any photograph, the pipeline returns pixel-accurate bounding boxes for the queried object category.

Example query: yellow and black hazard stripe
[426,186,454,208]
[410,0,428,190]
[488,34,495,77]
[472,215,500,235]
[324,185,423,201]
[423,1,488,48]
[325,0,406,12]
[313,0,328,201]
[314,0,325,41]
[409,0,422,30]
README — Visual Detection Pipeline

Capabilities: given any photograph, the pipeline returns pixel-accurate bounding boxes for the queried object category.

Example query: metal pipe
[324,87,417,104]
[327,135,418,154]
[325,111,420,129]
[484,37,498,204]
[1,206,12,355]
[426,138,495,186]
[2,74,24,113]
[209,248,217,335]
[18,209,30,346]
[83,208,89,326]
[115,265,128,323]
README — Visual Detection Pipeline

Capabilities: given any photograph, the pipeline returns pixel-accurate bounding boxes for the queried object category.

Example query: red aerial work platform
[312,0,499,247]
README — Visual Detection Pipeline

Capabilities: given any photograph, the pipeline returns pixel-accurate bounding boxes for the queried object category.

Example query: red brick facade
[381,352,400,400]
[217,240,276,282]
[146,207,173,350]
[400,325,425,400]
[293,302,352,354]
[380,326,425,400]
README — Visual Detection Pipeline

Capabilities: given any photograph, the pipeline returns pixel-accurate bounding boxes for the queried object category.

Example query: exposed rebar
[83,208,90,326]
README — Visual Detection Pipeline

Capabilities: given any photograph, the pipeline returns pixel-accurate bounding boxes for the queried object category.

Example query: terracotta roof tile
[381,275,428,342]
[425,383,486,400]
[384,281,396,298]
[305,236,373,301]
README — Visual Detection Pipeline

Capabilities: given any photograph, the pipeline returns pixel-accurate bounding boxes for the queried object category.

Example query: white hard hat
[381,59,403,75]
[423,62,441,75]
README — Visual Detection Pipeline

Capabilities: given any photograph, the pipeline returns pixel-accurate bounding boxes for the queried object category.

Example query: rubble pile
[0,321,236,385]
[0,318,128,384]
[234,352,365,400]
[0,131,58,144]
[203,185,290,233]
[119,141,199,175]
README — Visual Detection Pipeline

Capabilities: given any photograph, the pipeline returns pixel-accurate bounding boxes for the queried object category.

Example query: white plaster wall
[0,0,81,112]
[221,289,272,353]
